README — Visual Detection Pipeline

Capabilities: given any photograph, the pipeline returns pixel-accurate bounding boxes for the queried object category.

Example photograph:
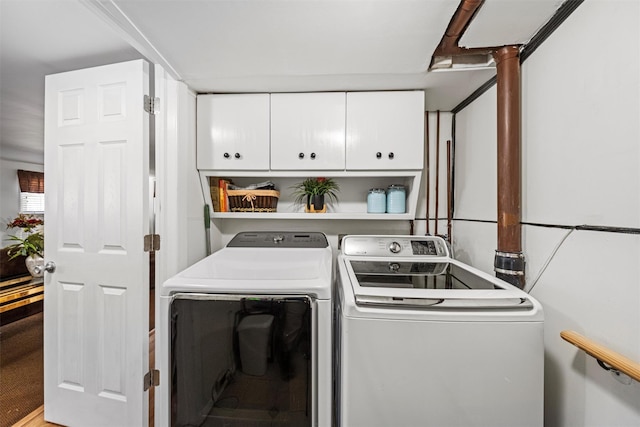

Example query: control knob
[388,241,402,253]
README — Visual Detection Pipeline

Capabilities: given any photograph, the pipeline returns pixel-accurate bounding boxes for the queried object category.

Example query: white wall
[154,66,206,288]
[0,158,44,245]
[415,111,454,237]
[453,1,640,425]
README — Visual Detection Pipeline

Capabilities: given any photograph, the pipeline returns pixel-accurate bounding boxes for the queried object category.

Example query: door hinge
[144,95,160,115]
[144,234,161,252]
[144,369,160,391]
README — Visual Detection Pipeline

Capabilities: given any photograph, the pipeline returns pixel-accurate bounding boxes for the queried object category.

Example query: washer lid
[346,259,533,310]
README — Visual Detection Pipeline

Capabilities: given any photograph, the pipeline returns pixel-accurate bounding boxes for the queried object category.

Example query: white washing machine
[335,235,544,427]
[156,231,333,427]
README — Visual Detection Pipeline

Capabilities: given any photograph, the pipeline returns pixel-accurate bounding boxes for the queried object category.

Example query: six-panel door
[44,59,151,427]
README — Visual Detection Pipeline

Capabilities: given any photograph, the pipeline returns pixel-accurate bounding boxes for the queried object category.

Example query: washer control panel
[341,235,449,258]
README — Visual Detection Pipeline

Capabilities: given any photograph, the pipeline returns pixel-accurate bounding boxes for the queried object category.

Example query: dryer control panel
[341,235,449,258]
[227,231,329,248]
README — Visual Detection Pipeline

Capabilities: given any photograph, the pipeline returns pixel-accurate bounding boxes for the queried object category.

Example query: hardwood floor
[12,406,58,427]
[14,330,156,427]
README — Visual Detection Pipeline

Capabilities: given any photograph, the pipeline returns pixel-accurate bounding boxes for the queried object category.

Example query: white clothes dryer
[156,232,333,427]
[335,235,544,427]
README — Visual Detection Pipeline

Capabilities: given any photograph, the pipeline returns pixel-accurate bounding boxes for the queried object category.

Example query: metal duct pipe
[493,45,525,288]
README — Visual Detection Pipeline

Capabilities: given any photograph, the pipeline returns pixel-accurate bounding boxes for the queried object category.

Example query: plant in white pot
[291,177,340,213]
[5,214,45,277]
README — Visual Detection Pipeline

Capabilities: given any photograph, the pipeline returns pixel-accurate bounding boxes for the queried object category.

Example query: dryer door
[170,294,313,427]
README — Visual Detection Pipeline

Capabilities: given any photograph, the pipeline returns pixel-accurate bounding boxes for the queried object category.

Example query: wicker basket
[227,189,280,213]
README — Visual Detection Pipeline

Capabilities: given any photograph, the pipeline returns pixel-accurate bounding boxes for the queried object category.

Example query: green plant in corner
[291,177,340,206]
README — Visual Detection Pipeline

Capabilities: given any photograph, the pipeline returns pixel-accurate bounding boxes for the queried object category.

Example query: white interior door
[43,59,151,427]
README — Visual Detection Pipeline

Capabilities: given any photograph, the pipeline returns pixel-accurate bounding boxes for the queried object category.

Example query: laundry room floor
[204,350,309,426]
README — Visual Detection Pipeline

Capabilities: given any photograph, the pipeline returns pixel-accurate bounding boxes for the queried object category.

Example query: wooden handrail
[561,330,640,382]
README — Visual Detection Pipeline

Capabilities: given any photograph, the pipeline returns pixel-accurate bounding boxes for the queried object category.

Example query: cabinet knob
[310,152,316,159]
[234,153,241,159]
[224,152,230,158]
[388,152,394,159]
[299,153,305,159]
[376,152,382,159]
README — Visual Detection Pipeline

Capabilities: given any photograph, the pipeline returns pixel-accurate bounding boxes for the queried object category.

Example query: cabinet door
[271,92,346,170]
[197,94,270,170]
[346,91,424,170]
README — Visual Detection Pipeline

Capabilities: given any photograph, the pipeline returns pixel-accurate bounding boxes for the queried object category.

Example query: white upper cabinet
[270,92,346,170]
[197,94,270,170]
[346,91,425,170]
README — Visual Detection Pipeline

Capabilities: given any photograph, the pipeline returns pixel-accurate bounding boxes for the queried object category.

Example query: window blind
[17,170,44,193]
[20,192,45,213]
[17,170,45,213]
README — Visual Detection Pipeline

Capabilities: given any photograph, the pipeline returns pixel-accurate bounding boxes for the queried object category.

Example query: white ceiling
[0,0,563,163]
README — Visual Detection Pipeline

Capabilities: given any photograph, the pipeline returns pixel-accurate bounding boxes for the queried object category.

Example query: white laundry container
[237,314,274,376]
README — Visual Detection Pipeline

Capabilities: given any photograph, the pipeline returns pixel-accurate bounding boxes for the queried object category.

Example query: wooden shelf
[210,212,414,220]
[200,170,422,221]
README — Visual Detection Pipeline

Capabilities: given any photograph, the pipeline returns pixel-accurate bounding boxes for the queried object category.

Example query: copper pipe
[447,140,452,241]
[432,0,525,286]
[431,0,494,63]
[435,111,440,236]
[494,45,522,254]
[439,0,484,53]
[425,111,430,235]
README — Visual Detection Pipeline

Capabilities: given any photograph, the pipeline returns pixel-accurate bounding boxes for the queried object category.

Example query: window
[17,170,44,214]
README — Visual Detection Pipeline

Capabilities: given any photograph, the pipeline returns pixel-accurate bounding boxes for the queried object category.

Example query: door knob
[299,153,305,159]
[234,153,241,159]
[388,152,395,159]
[376,152,382,159]
[224,152,230,158]
[34,261,56,275]
[310,152,316,159]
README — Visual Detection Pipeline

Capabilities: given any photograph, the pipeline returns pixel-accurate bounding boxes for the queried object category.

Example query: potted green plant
[5,214,45,277]
[6,232,45,277]
[291,177,340,212]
